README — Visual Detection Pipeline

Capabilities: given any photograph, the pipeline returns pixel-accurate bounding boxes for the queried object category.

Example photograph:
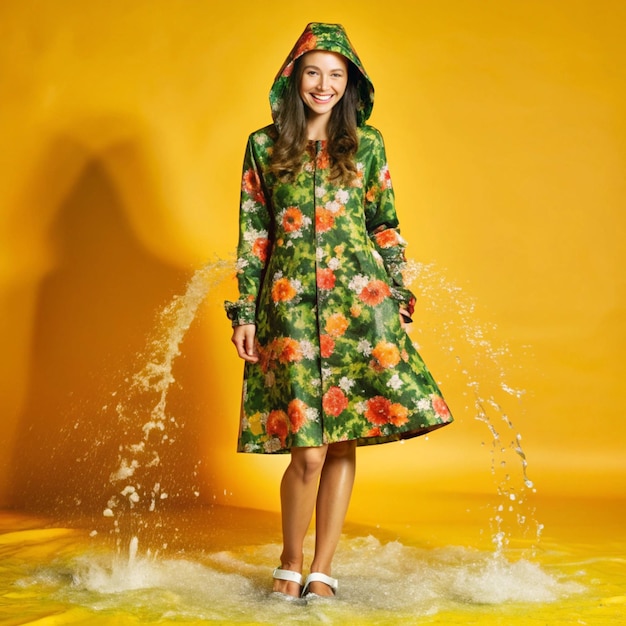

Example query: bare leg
[273,445,328,597]
[308,440,357,596]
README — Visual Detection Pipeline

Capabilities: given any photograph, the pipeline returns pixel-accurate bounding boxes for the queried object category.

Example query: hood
[270,22,375,127]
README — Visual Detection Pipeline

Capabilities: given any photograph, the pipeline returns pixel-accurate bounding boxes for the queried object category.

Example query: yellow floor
[0,495,624,625]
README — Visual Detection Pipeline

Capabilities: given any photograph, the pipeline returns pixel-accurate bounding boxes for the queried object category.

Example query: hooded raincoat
[226,23,452,454]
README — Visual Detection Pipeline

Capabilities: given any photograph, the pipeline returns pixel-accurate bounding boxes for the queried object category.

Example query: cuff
[224,299,256,326]
[390,287,416,317]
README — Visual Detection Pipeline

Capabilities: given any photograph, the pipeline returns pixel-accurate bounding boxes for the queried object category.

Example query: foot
[272,567,303,598]
[302,572,338,598]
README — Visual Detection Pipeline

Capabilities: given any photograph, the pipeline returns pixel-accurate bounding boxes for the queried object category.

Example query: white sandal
[301,572,338,598]
[271,568,305,602]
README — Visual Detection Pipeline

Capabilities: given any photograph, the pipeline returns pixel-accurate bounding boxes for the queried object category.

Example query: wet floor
[1,494,623,625]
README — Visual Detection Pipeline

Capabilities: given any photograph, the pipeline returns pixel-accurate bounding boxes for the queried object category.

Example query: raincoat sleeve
[224,135,272,326]
[364,128,416,317]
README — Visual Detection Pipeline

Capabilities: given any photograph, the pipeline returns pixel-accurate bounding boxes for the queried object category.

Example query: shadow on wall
[9,134,211,514]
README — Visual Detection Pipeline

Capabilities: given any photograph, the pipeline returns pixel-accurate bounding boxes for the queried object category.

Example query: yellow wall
[1,0,624,517]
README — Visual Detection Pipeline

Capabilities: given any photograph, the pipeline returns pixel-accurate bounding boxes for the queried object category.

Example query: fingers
[243,329,258,361]
[234,336,257,362]
[234,336,258,362]
[231,324,259,363]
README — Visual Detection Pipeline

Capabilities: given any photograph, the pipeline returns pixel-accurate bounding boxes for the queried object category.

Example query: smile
[311,94,334,103]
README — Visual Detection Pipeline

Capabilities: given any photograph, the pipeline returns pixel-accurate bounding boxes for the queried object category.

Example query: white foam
[33,535,583,622]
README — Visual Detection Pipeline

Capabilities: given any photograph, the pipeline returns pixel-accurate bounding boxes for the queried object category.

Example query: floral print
[225,23,452,454]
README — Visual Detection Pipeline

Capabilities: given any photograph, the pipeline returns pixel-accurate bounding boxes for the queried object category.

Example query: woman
[225,22,452,600]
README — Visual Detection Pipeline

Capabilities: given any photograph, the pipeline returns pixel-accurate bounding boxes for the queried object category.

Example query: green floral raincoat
[226,23,452,454]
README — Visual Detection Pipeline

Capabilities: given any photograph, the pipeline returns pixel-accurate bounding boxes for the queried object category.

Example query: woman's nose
[317,74,329,90]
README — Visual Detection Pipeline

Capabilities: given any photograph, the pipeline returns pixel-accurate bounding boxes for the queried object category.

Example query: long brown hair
[270,56,361,185]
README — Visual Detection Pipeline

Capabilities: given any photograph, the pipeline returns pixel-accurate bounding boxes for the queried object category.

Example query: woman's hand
[231,324,259,363]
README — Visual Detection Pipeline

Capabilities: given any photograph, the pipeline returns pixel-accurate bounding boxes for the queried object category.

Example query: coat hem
[236,420,453,454]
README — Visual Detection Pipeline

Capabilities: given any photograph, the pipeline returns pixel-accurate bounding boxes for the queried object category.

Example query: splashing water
[4,256,594,623]
[104,258,541,553]
[404,260,542,553]
[101,257,233,550]
[14,524,586,624]
[97,256,552,591]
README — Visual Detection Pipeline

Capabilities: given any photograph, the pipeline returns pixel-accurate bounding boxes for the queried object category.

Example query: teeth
[313,94,332,101]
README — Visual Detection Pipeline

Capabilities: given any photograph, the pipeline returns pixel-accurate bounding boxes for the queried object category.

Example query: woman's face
[298,51,348,119]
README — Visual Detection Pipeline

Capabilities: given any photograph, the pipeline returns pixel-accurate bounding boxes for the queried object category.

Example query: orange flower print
[374,229,399,248]
[258,343,273,373]
[431,395,451,422]
[379,164,392,189]
[287,399,308,433]
[350,303,362,318]
[364,397,407,428]
[252,237,269,262]
[316,150,330,169]
[388,402,409,426]
[317,268,336,290]
[266,410,288,446]
[316,207,335,232]
[293,31,318,59]
[242,168,257,192]
[322,386,349,417]
[366,426,383,437]
[366,186,378,203]
[272,277,297,302]
[242,168,266,204]
[371,341,401,369]
[283,206,303,232]
[364,396,391,425]
[359,280,391,306]
[278,337,303,363]
[325,312,349,337]
[320,334,335,358]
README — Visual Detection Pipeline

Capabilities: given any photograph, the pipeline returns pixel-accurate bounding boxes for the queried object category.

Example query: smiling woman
[225,21,453,600]
[0,0,624,622]
[298,51,348,129]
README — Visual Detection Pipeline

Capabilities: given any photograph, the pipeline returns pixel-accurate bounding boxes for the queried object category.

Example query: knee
[290,446,328,482]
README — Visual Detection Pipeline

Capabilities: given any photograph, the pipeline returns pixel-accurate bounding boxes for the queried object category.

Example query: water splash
[12,252,587,622]
[22,535,584,622]
[101,255,541,560]
[404,260,542,553]
[101,258,232,550]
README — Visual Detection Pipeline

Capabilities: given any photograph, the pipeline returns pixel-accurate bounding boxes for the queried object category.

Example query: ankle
[309,561,331,576]
[279,551,303,572]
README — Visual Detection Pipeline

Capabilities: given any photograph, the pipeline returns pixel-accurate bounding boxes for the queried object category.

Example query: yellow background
[1,0,624,520]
